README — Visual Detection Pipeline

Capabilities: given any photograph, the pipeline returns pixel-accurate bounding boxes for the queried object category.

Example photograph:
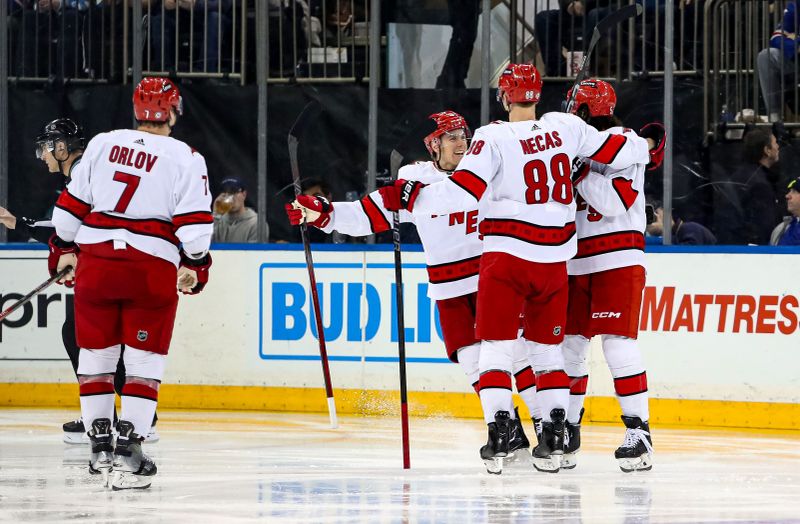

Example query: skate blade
[111,471,152,491]
[483,456,506,475]
[63,432,88,445]
[560,451,578,470]
[618,453,653,473]
[532,454,562,473]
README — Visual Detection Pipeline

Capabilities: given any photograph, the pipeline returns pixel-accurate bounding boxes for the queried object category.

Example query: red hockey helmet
[423,110,472,156]
[133,77,183,123]
[567,79,617,118]
[497,63,542,105]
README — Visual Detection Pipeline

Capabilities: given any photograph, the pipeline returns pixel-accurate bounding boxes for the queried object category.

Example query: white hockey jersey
[567,126,647,276]
[321,161,482,300]
[412,112,650,263]
[51,129,213,267]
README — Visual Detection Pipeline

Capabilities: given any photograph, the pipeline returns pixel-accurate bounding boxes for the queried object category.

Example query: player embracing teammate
[50,77,213,490]
[382,64,662,473]
[286,111,541,467]
[561,79,663,472]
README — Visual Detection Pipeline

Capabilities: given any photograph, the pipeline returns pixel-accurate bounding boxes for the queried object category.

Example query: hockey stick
[0,266,72,322]
[564,3,643,113]
[389,149,411,470]
[288,101,339,429]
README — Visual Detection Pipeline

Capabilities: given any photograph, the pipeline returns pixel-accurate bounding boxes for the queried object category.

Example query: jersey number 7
[113,171,141,213]
[523,152,573,205]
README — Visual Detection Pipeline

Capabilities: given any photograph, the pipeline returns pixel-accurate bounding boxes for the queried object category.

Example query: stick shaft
[0,267,71,322]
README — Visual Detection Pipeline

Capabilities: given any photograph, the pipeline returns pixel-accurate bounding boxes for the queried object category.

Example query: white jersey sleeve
[412,128,498,215]
[578,166,638,217]
[52,136,102,242]
[172,152,213,257]
[569,114,650,170]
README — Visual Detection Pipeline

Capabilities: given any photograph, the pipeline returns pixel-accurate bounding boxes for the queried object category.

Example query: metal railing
[703,0,796,139]
[507,0,702,82]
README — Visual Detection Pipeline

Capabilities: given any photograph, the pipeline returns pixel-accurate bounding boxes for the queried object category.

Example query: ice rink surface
[1,408,799,523]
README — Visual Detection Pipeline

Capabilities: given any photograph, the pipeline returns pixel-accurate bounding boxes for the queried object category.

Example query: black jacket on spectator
[730,164,784,245]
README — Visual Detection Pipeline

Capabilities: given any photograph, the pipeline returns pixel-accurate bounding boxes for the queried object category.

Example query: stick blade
[596,3,641,35]
[390,150,404,182]
[288,100,322,141]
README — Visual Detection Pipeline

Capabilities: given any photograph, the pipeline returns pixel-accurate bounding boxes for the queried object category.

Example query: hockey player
[285,111,540,469]
[561,79,662,472]
[49,77,213,490]
[382,64,660,473]
[0,119,159,444]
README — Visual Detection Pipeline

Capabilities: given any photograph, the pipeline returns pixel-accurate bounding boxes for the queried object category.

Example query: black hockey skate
[111,420,158,490]
[505,407,532,466]
[615,416,653,472]
[63,417,87,445]
[561,408,584,470]
[532,408,566,473]
[479,411,511,474]
[87,418,114,486]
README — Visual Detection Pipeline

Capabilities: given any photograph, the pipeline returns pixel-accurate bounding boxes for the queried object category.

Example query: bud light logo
[260,262,448,362]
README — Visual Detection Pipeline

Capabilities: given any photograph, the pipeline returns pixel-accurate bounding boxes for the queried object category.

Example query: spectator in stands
[757,1,798,123]
[212,176,260,243]
[147,0,232,74]
[770,177,800,245]
[730,128,784,244]
[436,0,479,88]
[646,198,717,245]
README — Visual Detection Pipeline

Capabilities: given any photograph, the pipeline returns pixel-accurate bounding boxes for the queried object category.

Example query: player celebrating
[561,79,662,472]
[49,77,213,490]
[382,64,658,473]
[286,111,540,468]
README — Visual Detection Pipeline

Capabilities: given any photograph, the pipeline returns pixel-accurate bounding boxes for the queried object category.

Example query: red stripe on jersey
[589,134,627,164]
[480,219,576,246]
[79,381,115,396]
[614,372,648,397]
[611,178,639,210]
[55,190,91,220]
[426,255,481,284]
[575,231,644,259]
[569,375,589,395]
[514,366,536,393]
[359,195,391,233]
[83,212,180,246]
[479,370,512,390]
[472,380,480,394]
[122,383,159,401]
[536,370,570,392]
[449,170,487,201]
[173,211,214,229]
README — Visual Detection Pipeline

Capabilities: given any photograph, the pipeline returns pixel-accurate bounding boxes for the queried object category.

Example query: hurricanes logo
[137,330,148,342]
[553,326,562,336]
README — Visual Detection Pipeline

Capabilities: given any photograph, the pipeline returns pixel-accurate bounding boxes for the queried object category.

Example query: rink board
[0,245,798,429]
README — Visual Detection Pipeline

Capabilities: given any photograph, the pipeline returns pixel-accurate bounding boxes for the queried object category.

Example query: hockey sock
[512,337,539,418]
[478,339,516,423]
[526,341,569,423]
[77,345,122,428]
[120,347,166,437]
[563,335,590,424]
[456,343,481,394]
[602,335,649,421]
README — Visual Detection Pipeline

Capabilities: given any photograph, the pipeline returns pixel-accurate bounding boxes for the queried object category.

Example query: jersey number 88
[523,152,572,205]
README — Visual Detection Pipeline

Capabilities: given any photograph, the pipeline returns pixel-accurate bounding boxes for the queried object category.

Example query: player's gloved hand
[378,179,425,212]
[639,122,666,171]
[177,252,212,295]
[48,233,77,287]
[285,194,333,228]
[571,158,591,186]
